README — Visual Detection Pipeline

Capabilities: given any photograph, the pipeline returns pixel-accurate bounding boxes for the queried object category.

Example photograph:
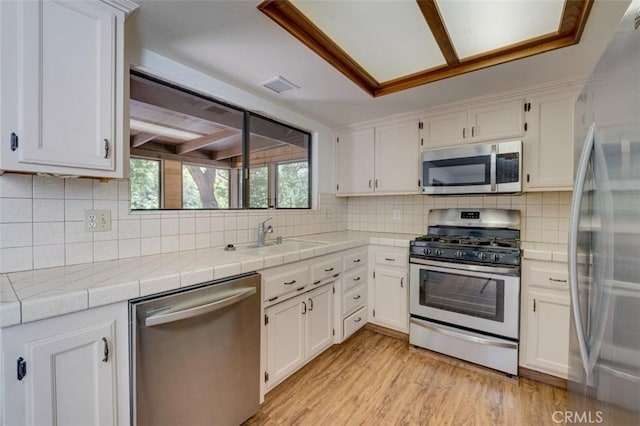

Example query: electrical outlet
[84,210,111,232]
[392,209,400,221]
[326,209,332,220]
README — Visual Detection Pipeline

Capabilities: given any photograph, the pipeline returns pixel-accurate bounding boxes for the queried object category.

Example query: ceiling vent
[261,76,299,94]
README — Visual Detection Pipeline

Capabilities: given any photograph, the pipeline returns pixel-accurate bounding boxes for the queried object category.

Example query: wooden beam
[130,132,158,148]
[176,129,239,154]
[559,0,593,40]
[416,0,458,65]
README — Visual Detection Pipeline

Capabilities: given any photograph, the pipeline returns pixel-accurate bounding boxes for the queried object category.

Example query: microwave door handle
[490,144,497,192]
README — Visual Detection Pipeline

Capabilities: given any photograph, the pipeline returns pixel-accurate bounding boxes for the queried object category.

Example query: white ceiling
[126,0,631,129]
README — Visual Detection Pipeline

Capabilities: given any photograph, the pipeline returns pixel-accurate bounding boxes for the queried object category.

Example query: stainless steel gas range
[409,208,521,375]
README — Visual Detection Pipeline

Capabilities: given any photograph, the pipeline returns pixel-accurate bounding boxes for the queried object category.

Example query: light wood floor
[246,329,567,425]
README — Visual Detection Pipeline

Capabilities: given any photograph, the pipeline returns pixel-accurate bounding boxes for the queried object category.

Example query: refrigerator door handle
[569,122,596,376]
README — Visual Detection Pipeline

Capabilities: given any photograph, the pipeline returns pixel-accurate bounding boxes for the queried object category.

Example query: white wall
[126,43,336,195]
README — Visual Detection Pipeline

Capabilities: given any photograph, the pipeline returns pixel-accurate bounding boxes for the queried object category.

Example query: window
[128,71,311,210]
[130,158,160,210]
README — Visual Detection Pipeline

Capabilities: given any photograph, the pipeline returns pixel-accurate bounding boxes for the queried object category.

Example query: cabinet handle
[296,286,306,292]
[284,279,296,285]
[309,298,314,311]
[462,128,465,139]
[324,267,334,272]
[533,299,536,313]
[353,259,361,263]
[400,277,404,288]
[102,337,109,363]
[471,126,475,137]
[549,278,568,283]
[353,294,361,300]
[10,132,19,151]
[302,301,307,315]
[103,139,110,159]
[313,280,321,285]
[368,179,372,188]
[375,179,379,188]
[353,276,361,282]
[354,317,362,323]
[384,258,396,262]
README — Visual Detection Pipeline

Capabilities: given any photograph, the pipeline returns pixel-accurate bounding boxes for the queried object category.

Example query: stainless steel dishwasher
[129,273,261,426]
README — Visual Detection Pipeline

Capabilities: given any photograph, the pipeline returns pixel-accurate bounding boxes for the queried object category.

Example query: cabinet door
[525,289,570,377]
[9,0,119,173]
[265,295,306,389]
[524,92,575,190]
[420,110,467,148]
[336,128,375,194]
[468,99,524,142]
[374,120,420,194]
[305,284,334,360]
[372,267,408,332]
[27,321,116,426]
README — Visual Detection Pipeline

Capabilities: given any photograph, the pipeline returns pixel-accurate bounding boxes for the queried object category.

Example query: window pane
[277,161,309,208]
[182,164,230,209]
[249,166,269,208]
[248,114,311,209]
[130,158,160,210]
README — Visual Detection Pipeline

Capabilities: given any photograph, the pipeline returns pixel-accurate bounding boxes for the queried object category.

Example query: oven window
[423,156,491,187]
[419,269,505,322]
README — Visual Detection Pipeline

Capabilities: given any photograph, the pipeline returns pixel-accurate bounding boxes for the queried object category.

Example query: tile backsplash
[0,173,571,273]
[0,174,347,273]
[347,192,572,244]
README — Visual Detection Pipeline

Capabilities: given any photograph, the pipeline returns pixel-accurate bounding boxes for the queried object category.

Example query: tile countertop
[0,231,417,328]
[520,242,568,263]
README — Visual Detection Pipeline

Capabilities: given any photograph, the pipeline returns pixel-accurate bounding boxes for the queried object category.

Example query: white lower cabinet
[265,283,334,390]
[370,246,409,333]
[520,260,570,378]
[1,302,129,426]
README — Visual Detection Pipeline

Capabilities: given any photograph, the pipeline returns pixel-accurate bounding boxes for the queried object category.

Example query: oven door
[409,260,520,339]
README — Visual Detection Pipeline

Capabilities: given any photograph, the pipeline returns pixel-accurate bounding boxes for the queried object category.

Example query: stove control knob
[435,249,442,256]
[423,248,432,256]
[478,252,487,261]
[491,253,500,262]
[455,250,464,259]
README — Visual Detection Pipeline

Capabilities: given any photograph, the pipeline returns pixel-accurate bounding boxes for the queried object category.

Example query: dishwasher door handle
[145,287,256,327]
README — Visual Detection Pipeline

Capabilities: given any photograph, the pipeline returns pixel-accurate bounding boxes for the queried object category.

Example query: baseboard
[519,366,567,389]
[365,323,409,341]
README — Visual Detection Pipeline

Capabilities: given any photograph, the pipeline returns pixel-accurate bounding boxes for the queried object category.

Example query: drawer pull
[102,337,109,363]
[324,267,334,272]
[353,276,361,282]
[313,280,321,285]
[549,278,567,283]
[267,296,278,302]
[384,258,396,262]
[302,301,307,315]
[333,273,340,278]
[284,279,297,285]
[353,259,361,263]
[296,286,306,292]
[353,295,361,300]
[354,317,362,323]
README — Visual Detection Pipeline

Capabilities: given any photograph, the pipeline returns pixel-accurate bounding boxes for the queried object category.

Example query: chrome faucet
[257,218,273,247]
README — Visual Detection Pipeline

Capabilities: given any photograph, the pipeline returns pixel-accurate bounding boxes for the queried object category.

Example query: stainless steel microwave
[421,140,522,195]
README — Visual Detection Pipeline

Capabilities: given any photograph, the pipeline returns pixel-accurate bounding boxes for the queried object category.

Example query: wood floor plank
[246,329,568,425]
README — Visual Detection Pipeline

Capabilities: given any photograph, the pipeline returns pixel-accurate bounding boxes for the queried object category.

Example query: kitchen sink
[240,238,327,252]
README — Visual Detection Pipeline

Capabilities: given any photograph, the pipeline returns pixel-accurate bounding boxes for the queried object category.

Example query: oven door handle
[410,318,517,350]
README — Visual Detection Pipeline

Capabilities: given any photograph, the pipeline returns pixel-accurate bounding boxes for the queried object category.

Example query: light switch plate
[392,209,400,221]
[84,210,111,232]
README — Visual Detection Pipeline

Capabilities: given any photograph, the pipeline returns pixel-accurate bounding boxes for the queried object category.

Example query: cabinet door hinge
[418,122,423,130]
[264,314,269,326]
[533,299,536,312]
[10,132,18,152]
[373,309,376,318]
[332,286,335,294]
[336,184,339,191]
[17,357,26,381]
[332,328,335,336]
[336,137,339,143]
[526,174,530,183]
[264,371,269,382]
[373,271,376,279]
[524,122,528,132]
[418,179,421,187]
[420,138,423,146]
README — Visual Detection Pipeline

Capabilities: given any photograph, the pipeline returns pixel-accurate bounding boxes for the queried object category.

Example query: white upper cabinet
[523,89,577,190]
[420,98,525,149]
[0,0,133,177]
[336,119,420,196]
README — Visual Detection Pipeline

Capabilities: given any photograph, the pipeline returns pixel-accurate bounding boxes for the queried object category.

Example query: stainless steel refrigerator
[570,1,640,424]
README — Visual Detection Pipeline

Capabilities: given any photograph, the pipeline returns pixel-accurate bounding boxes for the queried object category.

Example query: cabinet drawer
[375,251,408,267]
[311,257,343,285]
[343,283,366,316]
[263,266,309,302]
[343,267,367,292]
[344,306,367,339]
[523,260,568,290]
[343,249,366,272]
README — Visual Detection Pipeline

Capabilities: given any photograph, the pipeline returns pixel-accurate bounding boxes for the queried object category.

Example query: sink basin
[240,238,327,252]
